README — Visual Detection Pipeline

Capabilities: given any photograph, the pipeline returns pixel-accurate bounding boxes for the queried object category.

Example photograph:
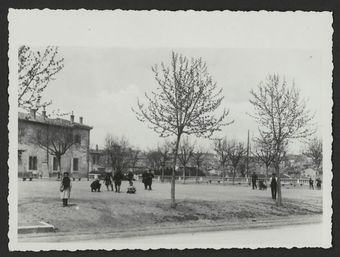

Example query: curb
[18,215,322,242]
[18,221,55,234]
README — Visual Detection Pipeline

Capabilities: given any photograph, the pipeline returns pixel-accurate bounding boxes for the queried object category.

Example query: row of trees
[133,52,318,208]
[19,46,322,208]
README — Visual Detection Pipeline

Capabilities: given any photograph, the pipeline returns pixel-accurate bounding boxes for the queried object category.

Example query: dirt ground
[18,179,322,237]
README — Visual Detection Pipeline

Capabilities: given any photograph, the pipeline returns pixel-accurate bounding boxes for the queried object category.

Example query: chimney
[70,111,74,123]
[96,144,98,151]
[79,117,83,124]
[30,108,37,119]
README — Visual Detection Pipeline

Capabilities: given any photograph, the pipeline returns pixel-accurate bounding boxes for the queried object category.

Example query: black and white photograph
[7,10,333,250]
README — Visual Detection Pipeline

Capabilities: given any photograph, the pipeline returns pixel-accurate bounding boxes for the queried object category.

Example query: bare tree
[157,141,173,182]
[226,140,246,185]
[35,121,76,178]
[192,147,207,183]
[249,74,314,206]
[105,135,131,174]
[178,137,195,184]
[133,51,233,208]
[303,137,322,176]
[252,134,276,179]
[213,138,230,184]
[18,46,64,110]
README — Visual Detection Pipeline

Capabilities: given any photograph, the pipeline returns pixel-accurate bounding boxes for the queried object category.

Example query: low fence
[149,175,314,187]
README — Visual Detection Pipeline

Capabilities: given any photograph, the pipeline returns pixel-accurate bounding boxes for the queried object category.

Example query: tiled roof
[18,112,93,130]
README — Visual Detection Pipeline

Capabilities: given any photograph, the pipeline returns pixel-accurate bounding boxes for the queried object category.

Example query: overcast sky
[40,47,326,153]
[9,10,332,154]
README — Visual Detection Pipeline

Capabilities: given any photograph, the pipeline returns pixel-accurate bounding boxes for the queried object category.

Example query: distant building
[18,109,92,178]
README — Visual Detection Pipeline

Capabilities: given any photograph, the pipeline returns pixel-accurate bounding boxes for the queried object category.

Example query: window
[74,134,81,144]
[92,155,96,165]
[73,158,79,171]
[53,157,58,171]
[29,156,37,170]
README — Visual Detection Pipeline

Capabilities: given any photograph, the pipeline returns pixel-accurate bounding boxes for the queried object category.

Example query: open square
[18,179,322,242]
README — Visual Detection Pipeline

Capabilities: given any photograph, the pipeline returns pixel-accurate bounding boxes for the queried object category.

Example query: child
[60,172,72,207]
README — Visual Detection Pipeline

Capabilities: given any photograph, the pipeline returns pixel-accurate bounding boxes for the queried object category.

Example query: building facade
[18,110,92,178]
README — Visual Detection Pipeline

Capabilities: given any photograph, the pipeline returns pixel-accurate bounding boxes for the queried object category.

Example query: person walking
[113,170,124,193]
[142,170,148,190]
[270,173,277,200]
[60,172,72,207]
[251,172,258,190]
[104,173,113,191]
[145,170,154,191]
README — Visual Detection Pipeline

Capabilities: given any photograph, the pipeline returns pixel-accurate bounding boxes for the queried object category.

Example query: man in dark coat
[142,170,148,190]
[145,170,154,191]
[251,172,258,190]
[90,178,101,192]
[270,173,277,200]
[113,171,124,193]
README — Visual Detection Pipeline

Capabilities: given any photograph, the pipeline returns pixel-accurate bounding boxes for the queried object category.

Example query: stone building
[18,109,92,178]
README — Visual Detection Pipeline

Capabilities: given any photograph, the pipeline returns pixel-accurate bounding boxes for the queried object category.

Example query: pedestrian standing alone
[113,171,124,193]
[270,173,277,200]
[251,172,258,190]
[145,170,154,191]
[104,172,113,191]
[60,172,72,207]
[142,170,148,190]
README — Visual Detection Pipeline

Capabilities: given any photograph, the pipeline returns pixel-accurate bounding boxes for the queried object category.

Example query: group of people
[91,171,135,193]
[142,170,154,190]
[309,177,322,190]
[59,170,154,206]
[251,172,277,200]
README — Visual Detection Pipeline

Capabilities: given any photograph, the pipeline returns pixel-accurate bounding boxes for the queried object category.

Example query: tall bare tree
[192,147,207,183]
[105,135,131,174]
[178,137,195,184]
[214,138,230,184]
[226,140,246,185]
[303,137,322,176]
[249,74,314,206]
[133,51,233,208]
[18,46,64,110]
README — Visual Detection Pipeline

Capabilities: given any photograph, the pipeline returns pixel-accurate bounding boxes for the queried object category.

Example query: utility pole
[246,130,250,179]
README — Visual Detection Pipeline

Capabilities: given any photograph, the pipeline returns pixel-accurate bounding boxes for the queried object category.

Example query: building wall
[18,120,90,178]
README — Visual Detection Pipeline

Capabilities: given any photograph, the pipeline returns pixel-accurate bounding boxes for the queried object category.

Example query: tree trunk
[161,166,164,183]
[232,168,235,185]
[171,134,181,208]
[57,156,62,179]
[275,165,282,206]
[196,165,199,183]
[183,166,186,184]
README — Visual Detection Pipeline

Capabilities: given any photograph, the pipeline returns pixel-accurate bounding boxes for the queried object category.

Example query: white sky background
[9,10,333,154]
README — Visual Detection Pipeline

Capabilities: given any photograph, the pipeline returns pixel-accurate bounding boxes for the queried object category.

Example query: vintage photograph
[8,10,333,250]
